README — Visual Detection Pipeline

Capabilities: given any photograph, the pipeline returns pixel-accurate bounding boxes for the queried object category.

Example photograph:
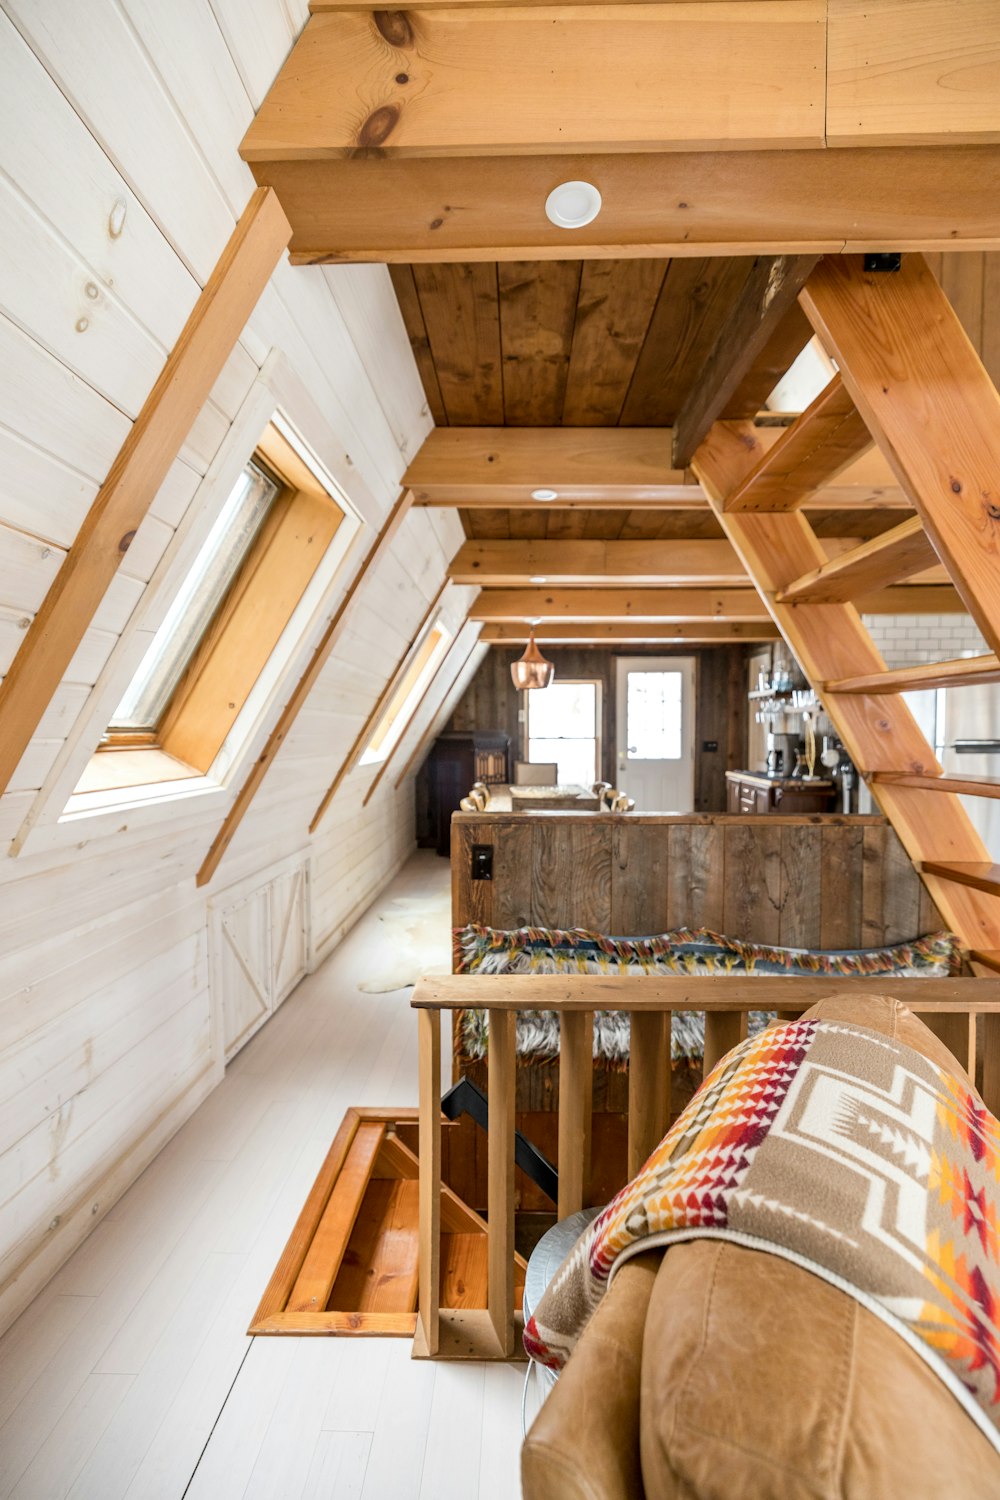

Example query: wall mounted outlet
[471,844,493,881]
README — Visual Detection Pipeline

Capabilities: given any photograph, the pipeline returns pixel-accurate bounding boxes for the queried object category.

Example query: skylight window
[360,622,453,767]
[85,420,347,794]
[110,459,281,733]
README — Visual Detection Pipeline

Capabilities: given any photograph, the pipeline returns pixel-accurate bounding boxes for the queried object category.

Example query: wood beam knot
[373,11,414,49]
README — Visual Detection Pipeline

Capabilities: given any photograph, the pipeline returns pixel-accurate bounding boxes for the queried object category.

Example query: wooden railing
[411,973,1000,1360]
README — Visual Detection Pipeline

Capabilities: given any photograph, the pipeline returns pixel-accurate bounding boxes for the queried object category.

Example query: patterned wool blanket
[524,1016,1000,1453]
[455,925,961,1064]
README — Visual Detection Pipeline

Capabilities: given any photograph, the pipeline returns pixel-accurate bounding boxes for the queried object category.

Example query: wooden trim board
[413,975,1000,1014]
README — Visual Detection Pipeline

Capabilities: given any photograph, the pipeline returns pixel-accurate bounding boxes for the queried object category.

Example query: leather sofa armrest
[522,1250,663,1500]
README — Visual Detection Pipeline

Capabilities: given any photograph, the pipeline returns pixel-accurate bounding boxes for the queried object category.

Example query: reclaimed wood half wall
[451,813,943,950]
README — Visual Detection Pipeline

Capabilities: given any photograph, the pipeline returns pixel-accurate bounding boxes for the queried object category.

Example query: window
[109,459,282,734]
[87,420,346,789]
[359,621,453,767]
[527,680,600,785]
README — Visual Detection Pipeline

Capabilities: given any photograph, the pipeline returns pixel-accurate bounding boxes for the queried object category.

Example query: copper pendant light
[510,629,554,690]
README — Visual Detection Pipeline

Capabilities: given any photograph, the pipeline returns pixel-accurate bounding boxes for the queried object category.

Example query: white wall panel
[0,0,459,1336]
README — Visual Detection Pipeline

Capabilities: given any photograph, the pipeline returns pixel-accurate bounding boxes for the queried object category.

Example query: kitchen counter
[726,770,838,815]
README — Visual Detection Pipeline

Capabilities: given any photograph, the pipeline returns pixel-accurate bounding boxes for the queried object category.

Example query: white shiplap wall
[0,0,481,1333]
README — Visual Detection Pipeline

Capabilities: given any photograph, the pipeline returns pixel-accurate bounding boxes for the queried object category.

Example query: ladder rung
[969,950,1000,974]
[823,654,1000,695]
[922,861,1000,897]
[723,373,873,513]
[777,517,939,605]
[874,772,1000,799]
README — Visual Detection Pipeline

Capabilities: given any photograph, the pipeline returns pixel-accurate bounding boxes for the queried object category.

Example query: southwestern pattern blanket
[523,1016,1000,1453]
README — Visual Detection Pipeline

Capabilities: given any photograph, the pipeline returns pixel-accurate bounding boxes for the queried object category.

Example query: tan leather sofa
[522,994,1000,1499]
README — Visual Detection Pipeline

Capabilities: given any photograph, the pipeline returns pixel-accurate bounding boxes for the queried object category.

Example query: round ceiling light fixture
[531,488,558,502]
[545,180,602,230]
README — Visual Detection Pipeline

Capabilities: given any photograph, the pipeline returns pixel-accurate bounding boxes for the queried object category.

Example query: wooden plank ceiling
[392,257,907,546]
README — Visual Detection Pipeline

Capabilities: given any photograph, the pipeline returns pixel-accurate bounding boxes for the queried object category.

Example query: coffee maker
[766,731,799,777]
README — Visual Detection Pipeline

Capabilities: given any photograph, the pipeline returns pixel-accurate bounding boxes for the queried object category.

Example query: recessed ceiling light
[545,180,602,229]
[531,488,558,502]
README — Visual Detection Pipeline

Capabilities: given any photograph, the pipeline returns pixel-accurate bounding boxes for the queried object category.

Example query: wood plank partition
[451,813,942,950]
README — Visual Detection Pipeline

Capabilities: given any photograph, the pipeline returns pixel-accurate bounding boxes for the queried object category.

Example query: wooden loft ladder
[693,254,1000,971]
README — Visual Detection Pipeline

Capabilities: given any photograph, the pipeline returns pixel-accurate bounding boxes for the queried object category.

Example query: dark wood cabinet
[725,771,837,816]
[424,731,510,855]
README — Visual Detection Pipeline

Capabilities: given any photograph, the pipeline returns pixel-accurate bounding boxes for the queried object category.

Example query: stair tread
[777,517,939,604]
[922,861,1000,896]
[875,772,1000,798]
[824,654,1000,695]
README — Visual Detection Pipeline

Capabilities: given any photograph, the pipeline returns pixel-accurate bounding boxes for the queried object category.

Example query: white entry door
[615,657,696,811]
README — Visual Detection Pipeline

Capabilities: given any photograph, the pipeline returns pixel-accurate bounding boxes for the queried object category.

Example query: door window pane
[626,671,682,760]
[527,681,598,784]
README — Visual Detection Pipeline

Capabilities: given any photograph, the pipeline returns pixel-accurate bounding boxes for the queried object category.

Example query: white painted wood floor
[0,853,524,1500]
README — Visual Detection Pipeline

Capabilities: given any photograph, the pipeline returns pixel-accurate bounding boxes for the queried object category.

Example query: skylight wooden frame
[96,423,346,780]
[10,355,372,859]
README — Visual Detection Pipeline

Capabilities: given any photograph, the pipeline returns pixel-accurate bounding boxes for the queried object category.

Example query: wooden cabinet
[424,730,510,855]
[725,771,837,816]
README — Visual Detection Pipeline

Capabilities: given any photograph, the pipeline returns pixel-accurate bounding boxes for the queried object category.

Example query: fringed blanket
[455,926,961,1064]
[524,1017,1000,1453]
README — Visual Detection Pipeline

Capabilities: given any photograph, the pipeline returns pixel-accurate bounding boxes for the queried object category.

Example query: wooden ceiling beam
[723,372,874,513]
[672,255,820,466]
[245,3,1000,260]
[470,588,774,623]
[449,539,750,587]
[249,5,1000,159]
[467,585,960,623]
[446,536,944,588]
[404,426,909,509]
[480,622,782,644]
[800,253,1000,660]
[243,8,827,161]
[0,187,291,804]
[248,147,1000,264]
[406,427,687,505]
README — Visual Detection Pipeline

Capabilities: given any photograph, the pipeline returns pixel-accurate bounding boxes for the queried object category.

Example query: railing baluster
[487,1008,516,1356]
[417,1007,441,1356]
[558,1010,593,1219]
[919,1010,976,1078]
[703,1011,747,1076]
[982,1012,1000,1117]
[628,1010,671,1178]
